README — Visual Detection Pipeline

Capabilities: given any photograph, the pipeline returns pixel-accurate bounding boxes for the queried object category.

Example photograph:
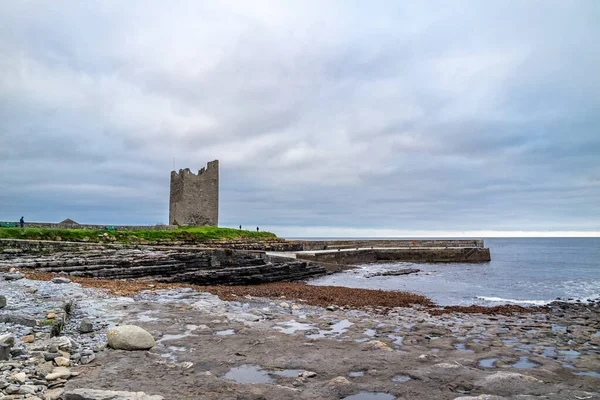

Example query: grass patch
[0,226,277,243]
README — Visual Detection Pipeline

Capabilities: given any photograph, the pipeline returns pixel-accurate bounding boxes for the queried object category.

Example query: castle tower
[169,160,219,226]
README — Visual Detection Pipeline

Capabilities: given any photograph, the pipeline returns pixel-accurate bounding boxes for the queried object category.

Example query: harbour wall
[296,247,491,264]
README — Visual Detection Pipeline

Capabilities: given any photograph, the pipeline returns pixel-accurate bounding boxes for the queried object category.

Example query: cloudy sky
[1,1,599,237]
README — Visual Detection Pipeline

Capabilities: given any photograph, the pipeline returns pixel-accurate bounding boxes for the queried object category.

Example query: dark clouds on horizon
[1,1,599,235]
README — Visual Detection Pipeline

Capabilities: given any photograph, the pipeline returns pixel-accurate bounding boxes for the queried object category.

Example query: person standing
[256,226,259,232]
[239,225,242,230]
[19,216,24,228]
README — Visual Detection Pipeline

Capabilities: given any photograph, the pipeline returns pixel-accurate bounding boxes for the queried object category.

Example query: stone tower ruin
[169,160,219,226]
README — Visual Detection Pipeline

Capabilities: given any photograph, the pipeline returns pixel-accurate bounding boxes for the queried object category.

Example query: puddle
[503,338,519,344]
[512,356,540,369]
[274,320,315,334]
[593,331,600,337]
[342,393,395,400]
[541,346,557,357]
[479,358,498,368]
[552,324,567,333]
[364,329,376,337]
[430,348,441,353]
[573,371,600,379]
[558,349,580,359]
[167,345,186,352]
[387,335,404,346]
[454,343,474,353]
[562,363,576,369]
[216,329,235,336]
[307,319,353,339]
[348,371,364,377]
[270,369,303,378]
[526,329,537,334]
[392,375,411,382]
[223,365,274,384]
[138,315,159,322]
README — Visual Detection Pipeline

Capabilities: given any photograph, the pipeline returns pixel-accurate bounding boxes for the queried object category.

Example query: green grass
[0,226,278,243]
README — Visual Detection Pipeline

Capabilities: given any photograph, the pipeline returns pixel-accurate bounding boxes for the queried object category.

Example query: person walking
[19,216,24,228]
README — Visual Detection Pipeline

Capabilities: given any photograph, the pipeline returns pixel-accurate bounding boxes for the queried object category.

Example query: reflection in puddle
[392,375,411,382]
[270,369,303,378]
[454,343,474,353]
[479,358,498,368]
[388,335,404,346]
[307,319,353,339]
[541,346,557,357]
[573,371,600,379]
[558,349,580,359]
[348,371,364,377]
[224,365,274,384]
[342,392,395,400]
[216,329,235,336]
[512,356,540,369]
[274,319,315,334]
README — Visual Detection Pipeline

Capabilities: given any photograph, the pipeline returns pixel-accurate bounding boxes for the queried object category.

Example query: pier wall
[296,247,491,265]
[297,239,484,250]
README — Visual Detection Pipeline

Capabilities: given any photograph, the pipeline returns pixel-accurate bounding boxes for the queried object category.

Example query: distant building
[169,160,219,226]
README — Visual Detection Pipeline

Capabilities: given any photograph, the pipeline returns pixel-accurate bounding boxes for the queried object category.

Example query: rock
[63,389,164,400]
[4,272,25,280]
[0,313,37,327]
[80,353,96,365]
[43,388,65,400]
[368,268,421,277]
[279,302,290,308]
[45,366,72,380]
[474,372,543,396]
[0,295,6,308]
[5,384,22,394]
[12,371,27,383]
[54,356,70,366]
[291,305,301,310]
[19,384,37,395]
[366,340,393,351]
[453,396,506,400]
[328,376,350,385]
[44,352,61,361]
[79,319,94,334]
[0,334,15,347]
[22,335,35,343]
[22,334,35,343]
[299,371,317,378]
[107,325,155,350]
[51,277,71,284]
[47,312,57,319]
[0,344,10,361]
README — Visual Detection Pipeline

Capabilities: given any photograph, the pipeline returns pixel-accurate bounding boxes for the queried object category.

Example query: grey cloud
[0,1,599,234]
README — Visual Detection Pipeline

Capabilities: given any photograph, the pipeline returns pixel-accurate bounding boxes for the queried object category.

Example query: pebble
[0,295,6,308]
[45,366,72,380]
[21,335,35,343]
[54,356,70,367]
[47,313,57,319]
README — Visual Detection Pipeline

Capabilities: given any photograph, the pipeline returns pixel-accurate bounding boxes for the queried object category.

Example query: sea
[299,238,600,306]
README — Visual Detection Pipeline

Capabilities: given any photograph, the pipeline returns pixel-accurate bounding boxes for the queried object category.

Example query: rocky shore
[0,270,599,399]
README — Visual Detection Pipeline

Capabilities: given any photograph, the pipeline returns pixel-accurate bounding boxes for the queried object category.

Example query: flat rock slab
[64,389,164,400]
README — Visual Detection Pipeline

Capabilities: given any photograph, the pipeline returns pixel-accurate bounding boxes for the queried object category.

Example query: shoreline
[1,270,599,399]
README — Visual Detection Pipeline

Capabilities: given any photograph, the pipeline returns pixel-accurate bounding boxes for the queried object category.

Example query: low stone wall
[296,239,484,250]
[2,222,177,230]
[296,247,491,264]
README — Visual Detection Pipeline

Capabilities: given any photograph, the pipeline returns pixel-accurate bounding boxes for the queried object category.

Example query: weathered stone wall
[296,239,485,250]
[169,160,219,227]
